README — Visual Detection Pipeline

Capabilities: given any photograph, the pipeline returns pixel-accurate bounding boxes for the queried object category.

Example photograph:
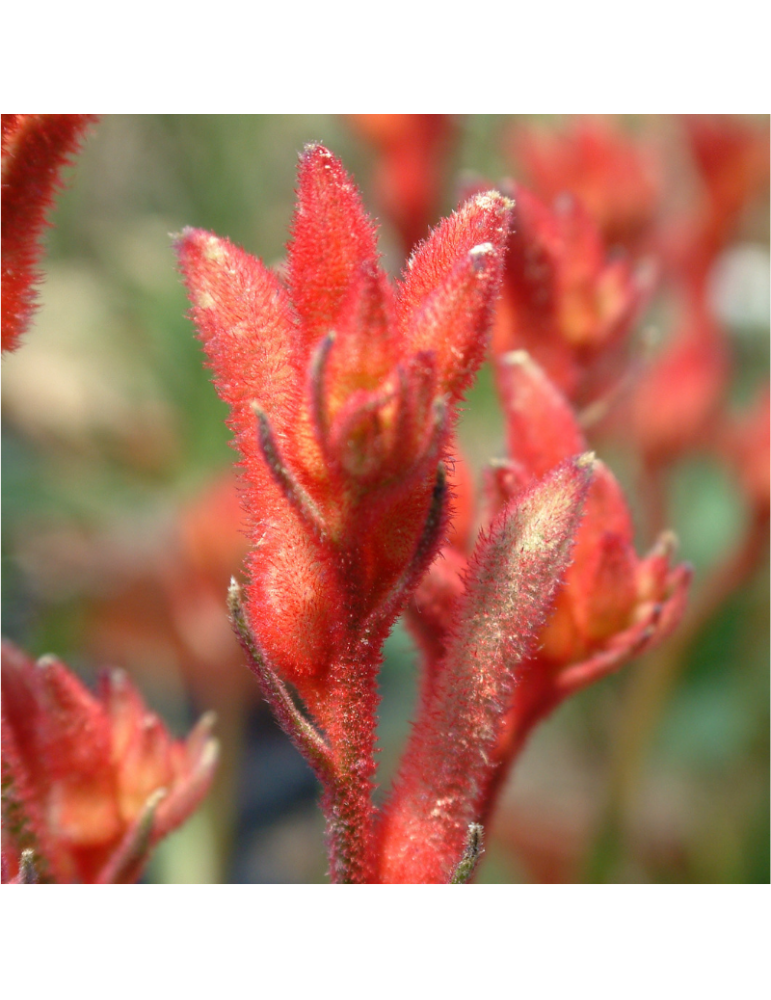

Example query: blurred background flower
[2,115,768,882]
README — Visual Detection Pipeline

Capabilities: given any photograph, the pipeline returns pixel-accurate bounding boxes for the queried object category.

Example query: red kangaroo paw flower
[177,144,511,882]
[1,641,218,883]
[720,387,770,522]
[513,117,663,253]
[347,114,457,252]
[1,114,97,353]
[627,296,731,468]
[378,457,594,883]
[468,354,692,815]
[491,183,649,404]
[404,352,691,833]
[498,350,691,668]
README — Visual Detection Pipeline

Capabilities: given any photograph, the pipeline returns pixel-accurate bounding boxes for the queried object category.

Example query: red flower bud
[176,146,511,696]
[498,351,691,673]
[402,352,691,837]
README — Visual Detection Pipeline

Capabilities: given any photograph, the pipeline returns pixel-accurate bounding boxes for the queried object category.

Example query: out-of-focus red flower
[497,352,689,679]
[720,387,771,522]
[687,115,769,258]
[347,114,457,252]
[662,116,770,291]
[513,117,662,253]
[626,296,731,468]
[491,181,649,404]
[1,641,218,883]
[1,114,97,353]
[177,143,513,882]
[84,473,253,707]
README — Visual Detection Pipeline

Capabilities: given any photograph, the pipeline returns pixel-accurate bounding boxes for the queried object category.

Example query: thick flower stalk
[176,143,512,882]
[1,641,218,883]
[1,114,97,353]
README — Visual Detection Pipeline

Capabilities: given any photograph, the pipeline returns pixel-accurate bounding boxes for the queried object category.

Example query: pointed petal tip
[171,225,196,247]
[576,451,596,471]
[174,227,227,262]
[301,140,327,158]
[298,142,345,175]
[227,576,243,615]
[34,653,63,674]
[199,737,220,773]
[653,529,680,559]
[171,227,207,255]
[500,348,535,368]
[470,189,515,214]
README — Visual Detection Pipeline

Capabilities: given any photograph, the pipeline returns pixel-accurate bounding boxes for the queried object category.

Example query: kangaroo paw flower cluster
[3,122,712,884]
[490,180,651,405]
[175,142,693,883]
[178,143,577,882]
[1,641,218,884]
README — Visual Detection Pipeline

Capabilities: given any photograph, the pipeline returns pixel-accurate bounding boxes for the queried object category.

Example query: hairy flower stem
[323,648,380,884]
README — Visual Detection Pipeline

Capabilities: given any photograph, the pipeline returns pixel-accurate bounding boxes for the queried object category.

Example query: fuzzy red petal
[1,114,97,352]
[498,350,587,478]
[287,143,381,357]
[175,227,298,429]
[398,191,512,403]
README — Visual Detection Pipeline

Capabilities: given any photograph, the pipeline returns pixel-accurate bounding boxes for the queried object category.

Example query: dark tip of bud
[18,850,39,884]
[450,822,485,884]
